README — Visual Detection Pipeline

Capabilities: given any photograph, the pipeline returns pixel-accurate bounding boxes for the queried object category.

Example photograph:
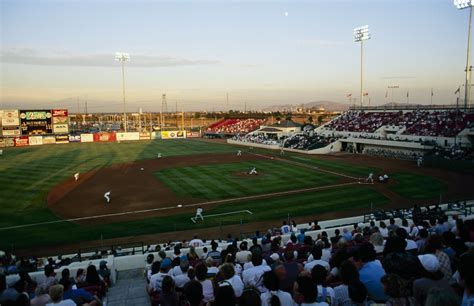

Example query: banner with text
[161,130,186,139]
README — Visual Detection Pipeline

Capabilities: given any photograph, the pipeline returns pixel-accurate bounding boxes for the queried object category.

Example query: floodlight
[454,0,474,9]
[115,52,130,132]
[354,25,371,42]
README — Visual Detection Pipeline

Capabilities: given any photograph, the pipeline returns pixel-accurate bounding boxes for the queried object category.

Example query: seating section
[1,200,473,306]
[325,110,474,137]
[206,118,265,135]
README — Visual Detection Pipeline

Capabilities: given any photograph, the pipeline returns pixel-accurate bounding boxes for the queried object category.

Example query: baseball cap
[418,254,440,273]
[160,258,172,270]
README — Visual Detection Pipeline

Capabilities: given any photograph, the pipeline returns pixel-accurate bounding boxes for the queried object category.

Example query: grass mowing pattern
[1,186,388,249]
[389,172,448,200]
[0,140,236,227]
[155,160,340,200]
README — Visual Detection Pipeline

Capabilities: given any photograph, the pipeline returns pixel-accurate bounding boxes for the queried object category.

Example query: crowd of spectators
[232,134,281,146]
[362,148,423,161]
[430,145,474,161]
[324,110,474,137]
[137,211,474,306]
[283,134,338,151]
[206,119,265,135]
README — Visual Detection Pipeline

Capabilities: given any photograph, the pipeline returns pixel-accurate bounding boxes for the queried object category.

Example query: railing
[349,104,474,112]
[78,241,145,262]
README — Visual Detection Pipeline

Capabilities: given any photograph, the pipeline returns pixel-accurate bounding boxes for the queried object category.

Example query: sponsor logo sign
[1,110,20,126]
[55,134,69,144]
[186,131,201,138]
[139,132,151,140]
[93,132,117,142]
[69,135,81,142]
[0,138,15,147]
[52,109,68,117]
[161,130,186,139]
[80,133,94,142]
[28,136,43,146]
[53,124,69,133]
[42,136,56,144]
[1,126,21,137]
[53,117,68,124]
[14,136,29,147]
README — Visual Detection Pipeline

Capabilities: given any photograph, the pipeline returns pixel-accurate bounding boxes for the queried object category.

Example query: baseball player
[366,172,374,183]
[237,150,242,156]
[195,207,204,221]
[0,150,3,156]
[249,167,258,175]
[104,191,111,204]
[280,147,285,155]
[157,153,162,159]
[74,172,80,182]
[417,156,423,168]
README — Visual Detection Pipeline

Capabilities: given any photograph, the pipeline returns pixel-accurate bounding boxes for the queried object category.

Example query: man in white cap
[195,207,204,221]
[237,150,242,156]
[74,172,79,182]
[104,191,111,204]
[413,254,454,305]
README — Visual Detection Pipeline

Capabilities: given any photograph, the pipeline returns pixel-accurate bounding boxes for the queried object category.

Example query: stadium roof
[270,120,302,128]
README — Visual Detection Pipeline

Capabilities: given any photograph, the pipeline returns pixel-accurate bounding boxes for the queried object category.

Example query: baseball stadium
[2,1,474,306]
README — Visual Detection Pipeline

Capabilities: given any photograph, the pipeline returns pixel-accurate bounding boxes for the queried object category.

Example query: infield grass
[155,160,340,200]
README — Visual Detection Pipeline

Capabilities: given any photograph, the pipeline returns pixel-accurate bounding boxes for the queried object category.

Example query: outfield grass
[389,172,448,200]
[155,160,340,200]
[0,185,388,249]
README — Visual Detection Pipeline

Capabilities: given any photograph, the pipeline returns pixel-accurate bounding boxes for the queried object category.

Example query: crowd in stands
[362,147,423,161]
[232,134,281,146]
[2,202,474,306]
[284,134,338,151]
[430,145,474,161]
[324,110,474,137]
[206,119,265,135]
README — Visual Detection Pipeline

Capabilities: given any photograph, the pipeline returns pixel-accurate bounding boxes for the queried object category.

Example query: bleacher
[205,118,265,136]
[2,199,473,305]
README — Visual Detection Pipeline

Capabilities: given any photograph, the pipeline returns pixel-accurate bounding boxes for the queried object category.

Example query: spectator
[195,263,214,303]
[424,234,452,282]
[260,270,292,306]
[46,284,75,306]
[159,276,179,306]
[381,274,415,306]
[413,254,455,305]
[218,263,244,298]
[236,242,252,264]
[214,281,236,306]
[457,251,474,306]
[242,252,271,292]
[333,260,360,306]
[311,264,335,305]
[425,287,459,306]
[304,247,330,272]
[182,280,203,306]
[240,286,261,306]
[30,284,52,306]
[353,243,387,302]
[150,258,172,293]
[293,275,328,306]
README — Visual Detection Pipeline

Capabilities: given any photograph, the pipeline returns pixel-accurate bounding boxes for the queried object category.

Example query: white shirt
[405,239,418,250]
[226,274,244,297]
[261,290,293,306]
[149,271,170,291]
[171,266,184,277]
[200,279,214,303]
[379,227,389,238]
[236,250,252,264]
[281,225,291,234]
[317,285,335,305]
[304,259,330,272]
[242,264,271,292]
[196,208,203,215]
[47,300,76,306]
[173,273,190,288]
[189,239,204,247]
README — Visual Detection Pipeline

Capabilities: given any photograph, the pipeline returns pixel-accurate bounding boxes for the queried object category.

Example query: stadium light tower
[115,52,130,132]
[454,0,474,110]
[354,25,371,108]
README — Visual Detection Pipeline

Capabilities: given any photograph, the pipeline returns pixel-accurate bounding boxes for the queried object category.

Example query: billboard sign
[69,135,81,142]
[28,136,43,146]
[161,130,186,139]
[1,110,20,126]
[80,133,94,142]
[55,135,69,144]
[14,136,29,147]
[42,136,56,144]
[0,138,15,147]
[93,132,117,142]
[53,124,69,133]
[1,126,21,137]
[20,110,53,135]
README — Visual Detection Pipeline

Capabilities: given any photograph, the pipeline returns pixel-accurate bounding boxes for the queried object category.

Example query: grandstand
[2,200,473,305]
[205,118,265,137]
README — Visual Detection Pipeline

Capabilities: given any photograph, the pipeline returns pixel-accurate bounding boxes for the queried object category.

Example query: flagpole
[431,88,433,105]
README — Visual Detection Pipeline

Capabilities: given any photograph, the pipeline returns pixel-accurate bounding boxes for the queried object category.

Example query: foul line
[0,182,359,231]
[250,152,361,180]
[190,210,253,223]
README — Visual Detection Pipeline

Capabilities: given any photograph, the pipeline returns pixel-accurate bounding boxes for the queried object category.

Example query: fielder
[157,153,162,159]
[280,147,285,155]
[237,150,242,156]
[366,172,374,183]
[0,150,3,156]
[195,207,204,221]
[417,156,423,168]
[249,167,258,175]
[74,172,80,182]
[104,191,111,204]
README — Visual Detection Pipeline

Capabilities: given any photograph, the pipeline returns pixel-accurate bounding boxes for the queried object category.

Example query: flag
[346,93,352,98]
[363,92,369,96]
[454,87,460,95]
[431,88,434,96]
[385,91,388,98]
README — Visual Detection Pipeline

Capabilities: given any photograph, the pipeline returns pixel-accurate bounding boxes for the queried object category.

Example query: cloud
[0,48,220,67]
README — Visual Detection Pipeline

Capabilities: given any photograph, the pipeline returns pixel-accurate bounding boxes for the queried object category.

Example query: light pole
[354,25,371,107]
[454,0,474,110]
[115,52,130,132]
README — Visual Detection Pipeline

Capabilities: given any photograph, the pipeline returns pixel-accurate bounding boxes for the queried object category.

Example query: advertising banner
[139,132,151,140]
[80,133,94,142]
[1,110,20,126]
[42,136,56,145]
[0,138,15,147]
[151,132,162,139]
[14,136,29,147]
[55,135,69,144]
[52,109,68,117]
[20,110,53,135]
[53,124,69,133]
[186,131,201,138]
[69,135,81,142]
[53,117,68,124]
[93,132,117,142]
[116,132,140,141]
[1,126,21,137]
[28,136,43,146]
[161,130,186,139]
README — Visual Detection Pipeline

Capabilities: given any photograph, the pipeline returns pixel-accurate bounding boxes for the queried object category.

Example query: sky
[0,0,472,112]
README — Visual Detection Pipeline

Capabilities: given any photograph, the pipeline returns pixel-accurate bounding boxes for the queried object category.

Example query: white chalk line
[190,210,253,223]
[0,182,358,231]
